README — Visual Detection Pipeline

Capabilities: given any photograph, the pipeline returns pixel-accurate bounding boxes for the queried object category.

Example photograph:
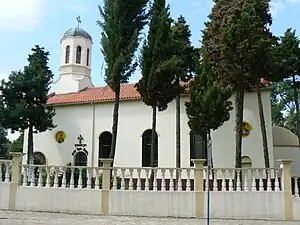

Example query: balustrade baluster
[221,170,226,191]
[136,169,141,191]
[236,170,241,191]
[145,169,149,191]
[243,169,249,192]
[61,168,67,188]
[186,169,191,191]
[38,167,43,187]
[87,168,92,189]
[169,169,174,191]
[95,168,100,189]
[129,169,133,190]
[22,166,28,186]
[274,170,280,191]
[70,168,75,189]
[161,169,166,191]
[267,169,272,191]
[78,168,83,189]
[228,170,233,191]
[121,169,125,190]
[177,169,182,191]
[5,163,10,183]
[294,177,299,197]
[259,170,264,191]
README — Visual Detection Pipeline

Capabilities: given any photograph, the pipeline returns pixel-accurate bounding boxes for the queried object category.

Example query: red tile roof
[47,83,141,105]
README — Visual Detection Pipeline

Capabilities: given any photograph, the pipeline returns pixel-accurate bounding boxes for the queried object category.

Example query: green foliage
[203,0,276,89]
[136,0,181,111]
[275,28,300,141]
[0,45,56,163]
[0,127,10,159]
[97,0,148,90]
[171,16,195,83]
[0,45,55,133]
[271,80,299,134]
[202,0,276,168]
[9,131,24,153]
[185,50,233,136]
[277,28,300,80]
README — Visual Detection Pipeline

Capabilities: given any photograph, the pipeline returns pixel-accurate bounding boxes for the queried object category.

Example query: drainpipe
[91,103,96,167]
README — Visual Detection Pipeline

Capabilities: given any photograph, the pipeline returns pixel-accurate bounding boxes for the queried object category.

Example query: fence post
[8,152,23,210]
[100,158,113,215]
[278,159,293,220]
[193,159,206,218]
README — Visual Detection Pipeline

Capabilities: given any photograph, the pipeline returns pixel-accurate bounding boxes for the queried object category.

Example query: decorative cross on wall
[72,134,88,156]
[77,134,83,145]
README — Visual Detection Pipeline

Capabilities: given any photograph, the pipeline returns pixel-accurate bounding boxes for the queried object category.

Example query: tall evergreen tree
[202,0,275,168]
[185,50,233,164]
[277,28,300,145]
[97,0,148,160]
[136,0,181,168]
[0,45,56,165]
[171,16,195,170]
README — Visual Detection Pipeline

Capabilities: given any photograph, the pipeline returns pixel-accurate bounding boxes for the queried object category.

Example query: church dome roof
[272,126,299,147]
[62,27,92,42]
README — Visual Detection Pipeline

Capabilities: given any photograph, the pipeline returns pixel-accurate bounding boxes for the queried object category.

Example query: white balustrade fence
[293,176,300,198]
[21,165,104,189]
[0,160,12,183]
[204,168,281,192]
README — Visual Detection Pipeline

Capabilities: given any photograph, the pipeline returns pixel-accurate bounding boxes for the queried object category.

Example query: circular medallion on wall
[55,131,66,144]
[242,121,252,138]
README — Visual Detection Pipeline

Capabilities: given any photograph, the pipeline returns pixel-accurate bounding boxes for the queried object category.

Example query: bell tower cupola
[53,16,93,94]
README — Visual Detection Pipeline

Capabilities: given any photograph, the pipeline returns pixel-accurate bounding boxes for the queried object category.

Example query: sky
[1,0,300,141]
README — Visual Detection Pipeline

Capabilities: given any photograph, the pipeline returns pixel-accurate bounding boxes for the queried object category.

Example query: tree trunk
[27,126,34,165]
[27,125,34,184]
[175,95,181,190]
[292,75,300,147]
[235,89,244,169]
[151,105,157,168]
[109,87,121,162]
[150,104,157,190]
[256,82,270,168]
[175,95,181,169]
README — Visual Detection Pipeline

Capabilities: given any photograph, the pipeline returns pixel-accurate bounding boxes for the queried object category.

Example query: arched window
[76,46,82,64]
[65,46,70,64]
[190,131,207,166]
[142,129,158,167]
[86,48,90,66]
[33,152,46,165]
[98,131,112,166]
[74,152,87,166]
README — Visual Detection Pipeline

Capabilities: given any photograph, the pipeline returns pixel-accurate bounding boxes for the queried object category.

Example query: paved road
[0,210,298,225]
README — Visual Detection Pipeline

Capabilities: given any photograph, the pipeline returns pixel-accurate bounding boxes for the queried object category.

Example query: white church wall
[24,89,273,168]
[211,89,274,168]
[23,104,94,166]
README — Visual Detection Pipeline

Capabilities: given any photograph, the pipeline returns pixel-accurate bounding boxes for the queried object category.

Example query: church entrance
[74,152,87,166]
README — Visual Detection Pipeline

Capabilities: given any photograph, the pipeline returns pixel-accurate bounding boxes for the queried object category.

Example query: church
[22,25,300,174]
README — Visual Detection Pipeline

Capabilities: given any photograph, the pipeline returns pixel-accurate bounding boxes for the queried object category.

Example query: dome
[61,27,92,42]
[272,126,299,147]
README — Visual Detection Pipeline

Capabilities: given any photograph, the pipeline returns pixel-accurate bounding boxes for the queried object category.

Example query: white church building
[23,25,300,174]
